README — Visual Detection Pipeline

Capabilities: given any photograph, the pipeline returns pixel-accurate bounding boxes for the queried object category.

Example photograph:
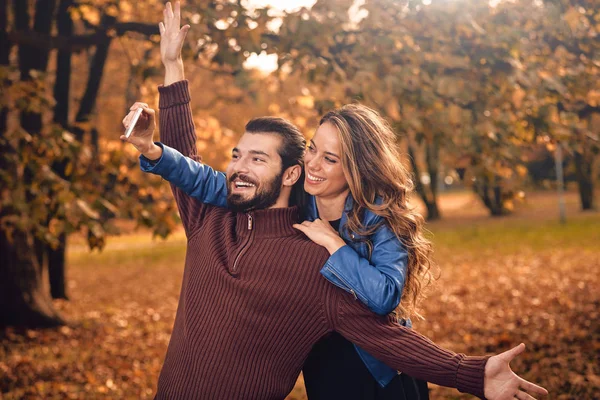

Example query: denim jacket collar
[306,194,353,223]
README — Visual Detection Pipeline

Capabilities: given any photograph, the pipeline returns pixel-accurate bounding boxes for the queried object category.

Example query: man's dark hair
[245,117,307,214]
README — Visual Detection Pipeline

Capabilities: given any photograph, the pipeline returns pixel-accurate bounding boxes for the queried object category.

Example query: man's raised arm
[121,2,204,236]
[157,0,194,154]
[159,1,189,87]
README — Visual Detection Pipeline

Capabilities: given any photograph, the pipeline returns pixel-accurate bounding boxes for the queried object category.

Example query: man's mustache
[229,173,258,186]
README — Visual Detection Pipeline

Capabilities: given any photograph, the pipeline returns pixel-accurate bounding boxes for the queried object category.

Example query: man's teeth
[308,173,325,182]
[235,181,255,187]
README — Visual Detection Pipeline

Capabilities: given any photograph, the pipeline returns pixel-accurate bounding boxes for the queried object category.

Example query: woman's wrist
[142,143,163,161]
[325,236,346,255]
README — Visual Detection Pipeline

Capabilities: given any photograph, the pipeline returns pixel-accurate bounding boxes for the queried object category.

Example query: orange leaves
[1,70,180,252]
[586,89,600,107]
[385,101,401,122]
[1,206,599,399]
[75,199,100,220]
[563,6,586,32]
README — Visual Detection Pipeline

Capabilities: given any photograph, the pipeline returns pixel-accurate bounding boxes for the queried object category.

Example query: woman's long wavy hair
[319,104,435,320]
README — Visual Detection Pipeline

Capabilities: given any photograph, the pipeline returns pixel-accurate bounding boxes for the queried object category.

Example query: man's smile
[231,177,257,193]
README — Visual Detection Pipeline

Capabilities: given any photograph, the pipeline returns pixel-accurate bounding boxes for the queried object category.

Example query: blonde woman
[294,105,432,399]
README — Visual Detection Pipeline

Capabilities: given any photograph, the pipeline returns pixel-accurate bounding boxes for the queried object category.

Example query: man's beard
[227,172,283,213]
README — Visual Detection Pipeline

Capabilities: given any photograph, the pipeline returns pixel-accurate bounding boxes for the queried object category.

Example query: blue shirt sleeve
[320,224,407,316]
[140,142,228,208]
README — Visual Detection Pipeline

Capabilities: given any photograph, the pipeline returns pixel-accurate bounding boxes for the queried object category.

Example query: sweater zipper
[231,213,253,274]
[327,267,358,300]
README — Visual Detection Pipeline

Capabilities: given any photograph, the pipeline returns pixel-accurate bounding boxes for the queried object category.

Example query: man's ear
[282,165,302,187]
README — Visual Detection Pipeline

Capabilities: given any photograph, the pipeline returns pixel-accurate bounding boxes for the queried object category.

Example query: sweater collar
[234,206,301,238]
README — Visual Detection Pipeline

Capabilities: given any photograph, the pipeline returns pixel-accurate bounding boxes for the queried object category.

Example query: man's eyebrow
[249,150,271,158]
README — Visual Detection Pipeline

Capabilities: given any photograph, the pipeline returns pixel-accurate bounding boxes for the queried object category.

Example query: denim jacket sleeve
[140,142,228,208]
[320,223,407,316]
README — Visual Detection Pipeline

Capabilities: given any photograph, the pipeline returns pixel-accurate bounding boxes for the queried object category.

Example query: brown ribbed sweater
[152,80,488,400]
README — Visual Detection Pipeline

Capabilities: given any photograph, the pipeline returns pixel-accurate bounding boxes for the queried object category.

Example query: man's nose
[233,157,250,174]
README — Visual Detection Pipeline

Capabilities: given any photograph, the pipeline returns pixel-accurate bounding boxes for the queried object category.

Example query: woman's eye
[325,157,336,163]
[232,154,239,159]
[308,145,316,153]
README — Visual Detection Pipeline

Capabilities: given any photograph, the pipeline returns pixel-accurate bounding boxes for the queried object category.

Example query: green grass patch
[428,213,600,253]
[67,234,187,269]
[66,213,600,270]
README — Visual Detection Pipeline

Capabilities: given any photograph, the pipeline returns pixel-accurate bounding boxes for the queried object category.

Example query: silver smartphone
[124,107,144,139]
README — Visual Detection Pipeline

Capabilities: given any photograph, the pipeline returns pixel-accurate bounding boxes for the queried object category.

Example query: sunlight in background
[241,0,517,73]
[245,0,317,12]
[242,0,371,73]
[242,0,316,73]
[243,52,279,73]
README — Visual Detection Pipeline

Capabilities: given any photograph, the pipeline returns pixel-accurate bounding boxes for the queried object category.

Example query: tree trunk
[574,150,595,210]
[53,0,72,127]
[0,0,65,327]
[425,135,442,220]
[0,231,65,328]
[408,143,441,220]
[48,233,68,299]
[475,175,505,216]
[48,0,74,300]
[74,13,116,130]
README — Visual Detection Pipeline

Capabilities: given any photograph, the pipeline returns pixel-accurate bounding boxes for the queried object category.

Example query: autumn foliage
[1,192,599,399]
[0,0,599,398]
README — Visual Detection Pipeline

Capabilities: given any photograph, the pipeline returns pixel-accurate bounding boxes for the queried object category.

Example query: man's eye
[253,158,265,163]
[232,154,239,159]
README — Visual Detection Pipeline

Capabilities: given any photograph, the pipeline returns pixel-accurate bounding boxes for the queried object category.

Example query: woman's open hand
[293,219,346,255]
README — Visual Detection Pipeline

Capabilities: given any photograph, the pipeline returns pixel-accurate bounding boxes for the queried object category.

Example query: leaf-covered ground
[1,191,599,399]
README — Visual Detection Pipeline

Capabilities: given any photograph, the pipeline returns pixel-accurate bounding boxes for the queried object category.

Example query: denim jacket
[140,143,410,387]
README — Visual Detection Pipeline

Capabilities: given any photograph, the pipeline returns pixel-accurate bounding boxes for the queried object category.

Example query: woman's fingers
[292,223,307,232]
[159,22,165,35]
[123,103,147,126]
[129,102,148,111]
[122,111,134,128]
[123,104,153,131]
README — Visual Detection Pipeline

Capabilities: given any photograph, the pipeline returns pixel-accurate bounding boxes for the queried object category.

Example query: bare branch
[7,22,159,52]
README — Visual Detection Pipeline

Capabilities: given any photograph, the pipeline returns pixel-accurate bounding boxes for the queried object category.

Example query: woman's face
[304,122,349,198]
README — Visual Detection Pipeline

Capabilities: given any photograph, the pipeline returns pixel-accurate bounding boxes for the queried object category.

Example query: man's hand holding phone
[120,102,163,161]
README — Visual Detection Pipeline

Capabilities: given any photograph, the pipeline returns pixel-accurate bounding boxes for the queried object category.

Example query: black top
[329,218,341,232]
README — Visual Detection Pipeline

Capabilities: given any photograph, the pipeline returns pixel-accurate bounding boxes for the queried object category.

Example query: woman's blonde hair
[319,104,435,320]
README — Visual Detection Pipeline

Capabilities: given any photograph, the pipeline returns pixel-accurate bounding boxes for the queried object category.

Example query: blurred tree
[271,0,597,217]
[522,0,599,210]
[48,0,74,300]
[0,0,274,328]
[271,0,527,217]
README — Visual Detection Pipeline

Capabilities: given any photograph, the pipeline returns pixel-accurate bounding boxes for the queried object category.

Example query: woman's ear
[282,164,302,187]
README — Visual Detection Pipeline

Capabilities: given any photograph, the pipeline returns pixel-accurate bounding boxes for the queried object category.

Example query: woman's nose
[306,155,320,170]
